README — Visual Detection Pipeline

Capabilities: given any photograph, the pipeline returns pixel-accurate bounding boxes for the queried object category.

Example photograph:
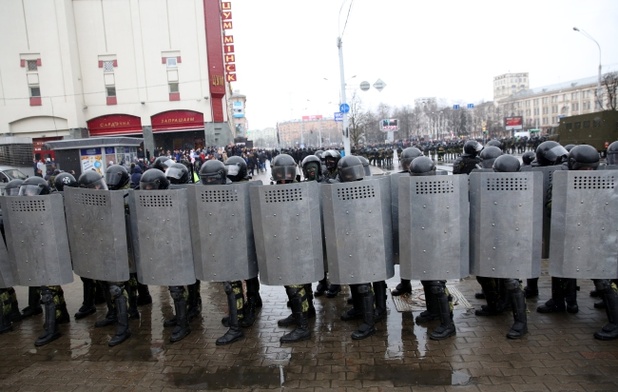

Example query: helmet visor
[545,145,568,164]
[338,165,365,182]
[272,166,297,182]
[19,184,45,196]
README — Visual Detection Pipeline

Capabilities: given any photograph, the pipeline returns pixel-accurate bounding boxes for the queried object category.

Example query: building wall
[0,0,233,152]
[277,119,342,148]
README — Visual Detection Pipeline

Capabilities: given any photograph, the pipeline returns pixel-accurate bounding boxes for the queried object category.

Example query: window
[27,60,38,71]
[169,83,179,93]
[106,86,116,97]
[169,82,180,101]
[29,86,41,106]
[572,102,579,111]
[103,60,115,73]
[166,57,178,68]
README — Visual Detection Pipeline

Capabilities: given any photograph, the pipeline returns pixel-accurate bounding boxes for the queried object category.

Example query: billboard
[504,116,523,131]
[381,119,398,131]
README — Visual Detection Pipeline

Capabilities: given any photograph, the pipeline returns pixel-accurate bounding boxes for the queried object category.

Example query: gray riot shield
[129,189,195,286]
[398,174,469,280]
[521,165,563,258]
[0,227,16,288]
[321,176,395,284]
[250,181,324,286]
[0,194,73,286]
[549,170,618,279]
[469,171,543,279]
[188,182,258,282]
[389,172,408,265]
[64,187,130,282]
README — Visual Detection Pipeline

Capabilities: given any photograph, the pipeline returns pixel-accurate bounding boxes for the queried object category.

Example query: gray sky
[229,0,618,130]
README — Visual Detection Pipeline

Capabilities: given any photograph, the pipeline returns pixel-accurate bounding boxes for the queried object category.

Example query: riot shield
[398,174,469,280]
[321,176,395,284]
[129,189,195,286]
[469,171,542,279]
[389,172,407,265]
[0,194,73,286]
[250,181,324,286]
[64,187,130,282]
[521,165,562,258]
[188,182,258,282]
[549,170,618,279]
[0,227,16,288]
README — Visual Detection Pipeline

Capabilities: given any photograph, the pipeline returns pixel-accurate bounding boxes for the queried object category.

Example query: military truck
[551,111,618,154]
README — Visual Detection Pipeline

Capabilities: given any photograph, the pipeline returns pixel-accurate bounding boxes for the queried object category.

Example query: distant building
[277,117,342,149]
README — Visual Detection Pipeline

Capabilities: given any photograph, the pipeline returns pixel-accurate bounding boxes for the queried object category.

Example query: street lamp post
[573,27,602,108]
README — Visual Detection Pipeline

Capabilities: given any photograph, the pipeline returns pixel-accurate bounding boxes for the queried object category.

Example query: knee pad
[503,278,521,292]
[223,282,233,295]
[594,279,612,292]
[428,281,445,295]
[109,284,123,299]
[169,286,185,301]
[357,284,371,295]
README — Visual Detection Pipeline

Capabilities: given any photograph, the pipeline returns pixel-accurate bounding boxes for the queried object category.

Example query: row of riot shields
[0,168,616,290]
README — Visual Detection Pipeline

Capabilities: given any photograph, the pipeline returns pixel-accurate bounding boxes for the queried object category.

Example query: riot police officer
[18,177,70,346]
[522,151,536,166]
[391,147,424,297]
[270,154,313,343]
[478,146,502,169]
[452,140,482,175]
[565,145,617,340]
[140,168,191,342]
[407,156,457,340]
[78,169,132,346]
[321,150,342,298]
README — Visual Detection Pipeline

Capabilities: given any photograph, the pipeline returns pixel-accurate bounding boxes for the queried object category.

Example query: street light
[573,27,602,108]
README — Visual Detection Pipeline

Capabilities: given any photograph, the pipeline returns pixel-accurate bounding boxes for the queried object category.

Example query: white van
[513,131,530,139]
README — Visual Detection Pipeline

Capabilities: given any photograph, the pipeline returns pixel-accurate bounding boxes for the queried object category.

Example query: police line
[1,168,617,289]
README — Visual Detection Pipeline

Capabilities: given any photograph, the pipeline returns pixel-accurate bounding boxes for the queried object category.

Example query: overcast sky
[229,0,618,130]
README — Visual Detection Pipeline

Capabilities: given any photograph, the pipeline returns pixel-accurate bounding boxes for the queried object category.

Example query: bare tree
[602,71,618,111]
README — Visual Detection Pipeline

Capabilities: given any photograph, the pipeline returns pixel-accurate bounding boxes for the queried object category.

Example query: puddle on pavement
[363,364,470,386]
[173,363,469,389]
[173,365,282,390]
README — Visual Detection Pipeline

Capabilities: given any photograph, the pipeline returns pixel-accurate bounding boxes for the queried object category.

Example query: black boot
[108,285,131,347]
[127,283,140,320]
[222,281,253,327]
[95,283,117,327]
[35,287,60,347]
[564,278,579,314]
[246,277,262,308]
[75,278,97,319]
[391,279,411,296]
[216,282,244,345]
[506,286,528,339]
[537,277,567,313]
[305,283,316,319]
[187,281,202,322]
[280,291,311,343]
[325,284,341,298]
[373,281,387,322]
[169,286,190,343]
[351,284,376,340]
[429,284,456,341]
[524,278,539,298]
[475,277,504,316]
[594,281,618,341]
[7,288,21,323]
[314,277,328,297]
[341,285,362,321]
[136,279,152,306]
[0,290,13,334]
[21,286,42,318]
[415,281,440,323]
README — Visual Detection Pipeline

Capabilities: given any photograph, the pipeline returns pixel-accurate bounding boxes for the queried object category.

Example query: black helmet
[5,179,24,196]
[323,149,341,171]
[224,156,248,182]
[493,154,521,173]
[479,146,503,169]
[301,155,322,182]
[104,165,129,190]
[337,155,364,182]
[314,149,325,162]
[153,156,172,172]
[522,151,536,165]
[564,144,576,152]
[165,162,190,184]
[400,147,423,171]
[19,177,50,196]
[567,144,600,170]
[606,141,618,165]
[54,172,77,192]
[463,140,483,157]
[409,156,436,176]
[357,155,371,177]
[485,139,503,150]
[140,168,170,190]
[78,170,108,190]
[199,160,228,185]
[271,153,297,182]
[535,141,568,166]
